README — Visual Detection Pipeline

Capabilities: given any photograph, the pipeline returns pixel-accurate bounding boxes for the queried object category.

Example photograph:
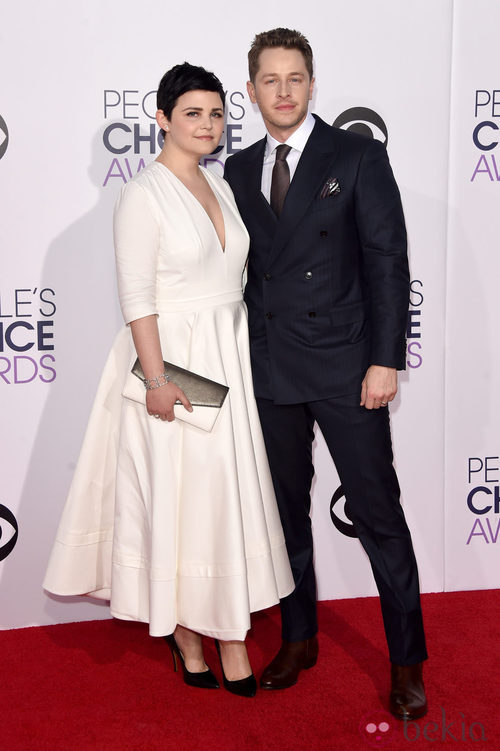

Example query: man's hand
[360,365,397,410]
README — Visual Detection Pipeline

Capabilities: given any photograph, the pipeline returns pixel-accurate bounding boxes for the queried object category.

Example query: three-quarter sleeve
[113,181,160,325]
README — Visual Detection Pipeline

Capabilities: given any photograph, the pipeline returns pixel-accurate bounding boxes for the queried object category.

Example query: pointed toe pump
[214,639,257,697]
[164,635,219,689]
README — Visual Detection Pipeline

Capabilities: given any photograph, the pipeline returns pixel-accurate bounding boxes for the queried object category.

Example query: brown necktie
[270,144,292,217]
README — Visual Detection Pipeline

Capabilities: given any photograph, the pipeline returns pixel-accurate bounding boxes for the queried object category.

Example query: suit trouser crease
[257,397,427,666]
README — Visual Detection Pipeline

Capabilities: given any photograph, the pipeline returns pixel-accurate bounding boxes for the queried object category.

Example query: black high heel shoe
[214,639,257,697]
[164,635,219,689]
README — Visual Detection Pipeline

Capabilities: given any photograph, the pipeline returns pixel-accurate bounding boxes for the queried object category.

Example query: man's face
[247,47,314,141]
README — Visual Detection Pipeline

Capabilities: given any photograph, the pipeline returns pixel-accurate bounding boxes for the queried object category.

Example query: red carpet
[3,591,499,749]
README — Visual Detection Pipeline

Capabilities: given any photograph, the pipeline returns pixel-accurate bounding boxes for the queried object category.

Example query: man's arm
[355,138,409,369]
[354,139,409,408]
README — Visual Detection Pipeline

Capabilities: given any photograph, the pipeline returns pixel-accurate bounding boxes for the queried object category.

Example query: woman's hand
[128,315,192,422]
[146,382,192,422]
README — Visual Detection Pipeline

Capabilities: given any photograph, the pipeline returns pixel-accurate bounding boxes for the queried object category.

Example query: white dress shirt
[261,112,316,202]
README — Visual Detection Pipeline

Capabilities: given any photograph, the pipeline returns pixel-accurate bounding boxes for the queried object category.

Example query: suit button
[304,271,313,280]
[320,230,328,237]
[263,273,271,281]
[308,311,317,317]
[265,312,273,319]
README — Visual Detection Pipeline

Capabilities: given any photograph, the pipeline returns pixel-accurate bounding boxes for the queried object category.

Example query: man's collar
[265,112,316,156]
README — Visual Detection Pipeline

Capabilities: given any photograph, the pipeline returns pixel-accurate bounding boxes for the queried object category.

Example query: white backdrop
[0,0,498,630]
[445,0,500,590]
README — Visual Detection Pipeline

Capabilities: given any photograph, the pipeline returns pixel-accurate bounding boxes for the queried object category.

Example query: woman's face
[159,89,224,158]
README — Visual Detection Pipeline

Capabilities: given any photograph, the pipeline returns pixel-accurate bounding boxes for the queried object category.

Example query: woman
[44,63,294,697]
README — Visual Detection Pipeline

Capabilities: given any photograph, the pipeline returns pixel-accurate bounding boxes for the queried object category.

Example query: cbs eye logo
[0,504,19,561]
[333,107,388,146]
[330,486,358,538]
[0,116,9,160]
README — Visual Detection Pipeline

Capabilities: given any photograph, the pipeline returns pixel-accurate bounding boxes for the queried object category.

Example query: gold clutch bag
[122,358,229,432]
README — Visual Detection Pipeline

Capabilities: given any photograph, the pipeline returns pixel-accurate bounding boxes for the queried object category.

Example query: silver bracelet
[143,372,171,390]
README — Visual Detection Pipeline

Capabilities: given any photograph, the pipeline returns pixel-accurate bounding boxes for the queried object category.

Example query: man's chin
[270,112,307,132]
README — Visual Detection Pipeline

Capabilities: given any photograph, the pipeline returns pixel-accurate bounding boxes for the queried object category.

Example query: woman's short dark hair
[157,62,225,120]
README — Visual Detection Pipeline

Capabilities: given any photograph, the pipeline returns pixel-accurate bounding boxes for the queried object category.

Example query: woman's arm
[130,314,192,421]
[114,182,191,422]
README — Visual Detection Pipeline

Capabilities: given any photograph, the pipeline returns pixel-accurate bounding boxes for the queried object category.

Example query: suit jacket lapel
[237,137,277,230]
[269,117,340,264]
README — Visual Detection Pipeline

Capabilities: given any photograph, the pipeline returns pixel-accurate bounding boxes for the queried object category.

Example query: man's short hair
[248,28,313,82]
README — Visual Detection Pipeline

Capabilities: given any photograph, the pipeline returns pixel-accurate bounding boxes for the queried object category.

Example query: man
[224,28,428,720]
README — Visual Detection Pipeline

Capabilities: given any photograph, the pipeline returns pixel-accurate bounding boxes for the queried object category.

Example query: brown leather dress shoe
[260,637,319,689]
[390,662,428,721]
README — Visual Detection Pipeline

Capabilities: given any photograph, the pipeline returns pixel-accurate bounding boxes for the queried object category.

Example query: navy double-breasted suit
[225,115,427,665]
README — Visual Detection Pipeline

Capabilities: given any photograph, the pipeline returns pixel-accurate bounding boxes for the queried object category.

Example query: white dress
[44,163,294,640]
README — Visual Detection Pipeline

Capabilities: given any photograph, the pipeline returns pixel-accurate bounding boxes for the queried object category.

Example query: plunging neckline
[154,162,226,252]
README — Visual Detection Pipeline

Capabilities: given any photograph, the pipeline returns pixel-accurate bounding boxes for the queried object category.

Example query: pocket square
[319,177,340,199]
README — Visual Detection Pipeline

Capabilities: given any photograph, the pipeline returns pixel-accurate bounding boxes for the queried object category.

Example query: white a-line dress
[44,163,294,639]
